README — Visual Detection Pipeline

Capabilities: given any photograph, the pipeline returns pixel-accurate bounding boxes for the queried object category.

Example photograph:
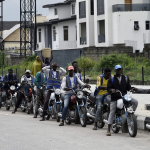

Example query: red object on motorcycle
[28,89,32,96]
[70,95,76,104]
[8,90,10,95]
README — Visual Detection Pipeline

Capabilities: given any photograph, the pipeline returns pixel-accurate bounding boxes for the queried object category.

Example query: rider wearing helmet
[106,65,138,136]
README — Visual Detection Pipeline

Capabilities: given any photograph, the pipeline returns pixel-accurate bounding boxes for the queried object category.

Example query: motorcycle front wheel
[56,104,60,122]
[80,107,87,127]
[127,113,137,137]
[6,105,10,110]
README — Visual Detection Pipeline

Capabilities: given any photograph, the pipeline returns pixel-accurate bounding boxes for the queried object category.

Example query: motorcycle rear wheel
[112,125,120,133]
[6,106,10,110]
[128,114,137,137]
[80,107,87,127]
[65,118,71,125]
[98,118,105,128]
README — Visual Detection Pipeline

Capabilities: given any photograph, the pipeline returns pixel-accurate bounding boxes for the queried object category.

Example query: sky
[3,0,64,21]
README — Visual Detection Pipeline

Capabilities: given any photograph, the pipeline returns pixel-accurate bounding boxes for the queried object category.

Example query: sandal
[93,126,97,130]
[106,132,111,136]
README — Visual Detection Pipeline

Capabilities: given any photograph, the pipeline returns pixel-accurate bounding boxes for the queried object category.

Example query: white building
[37,0,150,53]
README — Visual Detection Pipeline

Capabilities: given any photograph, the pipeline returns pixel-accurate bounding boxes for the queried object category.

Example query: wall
[35,48,83,68]
[57,5,71,19]
[47,7,59,20]
[113,11,150,52]
[37,26,45,50]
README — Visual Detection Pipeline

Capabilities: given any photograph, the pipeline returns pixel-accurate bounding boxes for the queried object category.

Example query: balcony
[113,4,150,12]
[98,35,105,43]
[80,37,87,45]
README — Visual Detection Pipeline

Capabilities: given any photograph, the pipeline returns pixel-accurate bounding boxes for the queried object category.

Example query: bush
[76,56,96,69]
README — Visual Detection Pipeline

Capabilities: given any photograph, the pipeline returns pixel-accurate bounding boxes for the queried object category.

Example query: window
[79,1,86,18]
[72,4,75,15]
[64,26,68,41]
[91,0,94,15]
[97,0,104,15]
[54,8,57,15]
[53,27,56,41]
[146,21,150,30]
[125,0,132,4]
[38,29,41,42]
[134,21,139,30]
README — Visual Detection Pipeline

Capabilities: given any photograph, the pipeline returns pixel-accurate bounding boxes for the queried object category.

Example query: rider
[3,69,19,97]
[12,70,34,114]
[93,68,111,130]
[33,70,47,118]
[40,62,66,121]
[106,65,138,136]
[59,66,90,126]
[72,61,82,80]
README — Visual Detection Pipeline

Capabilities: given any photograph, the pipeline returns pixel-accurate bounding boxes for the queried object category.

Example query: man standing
[40,62,66,121]
[93,68,111,130]
[33,71,47,118]
[72,61,82,80]
[106,65,138,136]
[59,66,89,126]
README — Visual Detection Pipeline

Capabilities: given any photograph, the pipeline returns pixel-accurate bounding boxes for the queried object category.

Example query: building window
[38,29,41,42]
[53,27,56,41]
[72,4,75,15]
[54,8,57,15]
[146,21,150,30]
[91,0,94,15]
[97,0,104,15]
[79,1,86,19]
[64,26,68,41]
[134,21,139,30]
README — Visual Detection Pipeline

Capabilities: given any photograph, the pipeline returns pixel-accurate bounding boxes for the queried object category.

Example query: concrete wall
[35,49,83,68]
[37,26,45,50]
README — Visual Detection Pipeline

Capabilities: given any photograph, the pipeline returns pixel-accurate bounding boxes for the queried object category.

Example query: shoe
[59,122,64,126]
[12,111,15,114]
[93,126,97,130]
[33,115,37,118]
[40,118,45,121]
[106,132,111,136]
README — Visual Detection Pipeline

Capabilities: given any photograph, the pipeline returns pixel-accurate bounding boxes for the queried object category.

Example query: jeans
[95,94,107,122]
[24,85,29,97]
[108,98,138,125]
[62,93,74,121]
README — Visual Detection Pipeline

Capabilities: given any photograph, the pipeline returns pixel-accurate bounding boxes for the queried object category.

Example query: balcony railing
[79,11,86,19]
[80,37,87,45]
[113,4,150,12]
[98,35,105,43]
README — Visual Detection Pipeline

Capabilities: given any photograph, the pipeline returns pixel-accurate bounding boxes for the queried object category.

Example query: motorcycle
[20,83,34,114]
[58,87,87,127]
[45,87,62,122]
[104,90,137,137]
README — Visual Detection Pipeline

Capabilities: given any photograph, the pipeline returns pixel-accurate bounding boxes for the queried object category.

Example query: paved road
[0,107,150,150]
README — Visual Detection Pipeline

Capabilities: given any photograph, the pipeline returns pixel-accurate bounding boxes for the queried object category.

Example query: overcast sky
[3,0,64,21]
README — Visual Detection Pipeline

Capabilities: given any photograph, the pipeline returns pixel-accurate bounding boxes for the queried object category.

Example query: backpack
[94,74,104,96]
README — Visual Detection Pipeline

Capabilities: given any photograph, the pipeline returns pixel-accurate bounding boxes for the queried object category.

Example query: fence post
[122,67,123,75]
[84,68,85,83]
[102,68,103,74]
[2,68,3,77]
[142,67,144,85]
[16,69,17,78]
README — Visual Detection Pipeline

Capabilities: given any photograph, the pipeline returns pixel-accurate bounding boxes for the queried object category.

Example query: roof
[43,0,75,8]
[36,16,76,26]
[0,0,5,2]
[1,21,20,31]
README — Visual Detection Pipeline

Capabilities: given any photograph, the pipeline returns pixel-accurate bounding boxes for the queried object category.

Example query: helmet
[70,95,76,103]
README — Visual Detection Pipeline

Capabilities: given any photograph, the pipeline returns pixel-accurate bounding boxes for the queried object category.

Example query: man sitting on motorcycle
[33,70,47,118]
[59,66,90,126]
[106,65,138,136]
[3,69,19,97]
[12,70,34,114]
[93,68,111,130]
[40,62,66,121]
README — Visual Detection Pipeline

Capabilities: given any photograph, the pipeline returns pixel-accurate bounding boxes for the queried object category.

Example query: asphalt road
[0,107,150,150]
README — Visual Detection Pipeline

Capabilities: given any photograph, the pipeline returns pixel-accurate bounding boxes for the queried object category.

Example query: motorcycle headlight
[55,89,61,95]
[10,86,15,91]
[77,91,83,99]
[124,94,132,102]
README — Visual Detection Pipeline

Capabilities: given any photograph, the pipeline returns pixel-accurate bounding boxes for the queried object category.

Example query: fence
[0,66,150,85]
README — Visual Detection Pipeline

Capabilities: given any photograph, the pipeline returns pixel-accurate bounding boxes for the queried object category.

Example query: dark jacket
[107,75,131,101]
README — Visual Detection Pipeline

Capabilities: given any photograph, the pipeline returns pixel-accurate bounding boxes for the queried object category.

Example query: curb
[136,115,150,131]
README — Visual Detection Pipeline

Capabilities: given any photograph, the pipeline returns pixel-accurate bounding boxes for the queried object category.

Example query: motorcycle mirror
[85,79,89,84]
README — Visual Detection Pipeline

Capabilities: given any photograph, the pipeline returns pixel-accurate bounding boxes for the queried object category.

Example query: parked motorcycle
[45,87,62,122]
[104,90,137,137]
[58,87,87,127]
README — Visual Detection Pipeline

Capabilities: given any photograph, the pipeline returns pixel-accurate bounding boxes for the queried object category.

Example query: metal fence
[0,66,150,85]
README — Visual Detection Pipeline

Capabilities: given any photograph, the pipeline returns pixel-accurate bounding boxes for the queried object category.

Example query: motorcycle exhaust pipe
[146,124,150,130]
[58,112,62,118]
[87,113,95,119]
[103,119,108,124]
[38,108,43,114]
